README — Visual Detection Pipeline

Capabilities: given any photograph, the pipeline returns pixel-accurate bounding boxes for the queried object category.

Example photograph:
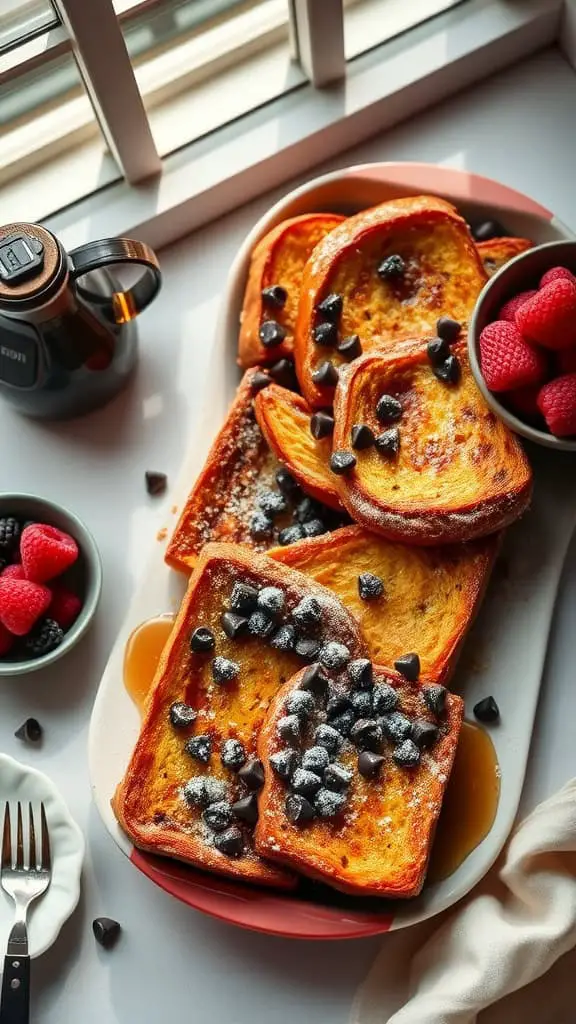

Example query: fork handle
[0,955,30,1024]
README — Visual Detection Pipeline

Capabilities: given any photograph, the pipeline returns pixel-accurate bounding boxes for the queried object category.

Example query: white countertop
[1,45,576,1024]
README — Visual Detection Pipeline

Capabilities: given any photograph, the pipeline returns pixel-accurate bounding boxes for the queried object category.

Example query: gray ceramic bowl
[468,239,576,452]
[0,494,102,676]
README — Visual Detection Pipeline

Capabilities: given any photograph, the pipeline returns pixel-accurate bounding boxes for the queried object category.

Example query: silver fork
[0,803,51,1024]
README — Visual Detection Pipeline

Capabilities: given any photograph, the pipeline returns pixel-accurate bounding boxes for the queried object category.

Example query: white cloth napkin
[352,779,576,1024]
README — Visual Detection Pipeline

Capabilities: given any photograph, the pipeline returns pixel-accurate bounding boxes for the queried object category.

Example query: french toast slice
[239,213,345,369]
[253,382,341,510]
[255,665,464,897]
[476,237,533,277]
[331,344,532,544]
[293,195,487,408]
[113,543,367,887]
[166,370,346,573]
[270,525,498,682]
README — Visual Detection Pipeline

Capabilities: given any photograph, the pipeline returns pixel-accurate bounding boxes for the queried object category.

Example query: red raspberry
[21,524,78,583]
[479,321,546,392]
[0,578,51,636]
[499,290,537,323]
[49,585,82,630]
[1,564,25,581]
[506,385,541,419]
[516,279,576,349]
[540,266,575,289]
[538,374,576,436]
[557,347,576,375]
[0,623,14,656]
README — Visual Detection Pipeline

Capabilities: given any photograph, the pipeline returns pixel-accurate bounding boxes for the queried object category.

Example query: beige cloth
[352,780,576,1024]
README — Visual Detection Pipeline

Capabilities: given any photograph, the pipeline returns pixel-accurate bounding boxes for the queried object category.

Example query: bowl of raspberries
[469,240,576,450]
[0,494,102,675]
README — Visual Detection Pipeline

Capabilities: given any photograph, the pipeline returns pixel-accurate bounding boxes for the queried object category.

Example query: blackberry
[26,619,63,658]
[0,517,21,554]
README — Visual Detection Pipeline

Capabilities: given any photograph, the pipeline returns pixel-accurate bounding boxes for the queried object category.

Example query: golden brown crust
[255,666,464,897]
[253,383,342,511]
[476,237,533,277]
[294,195,487,408]
[238,213,345,369]
[270,525,499,682]
[331,343,532,545]
[113,543,367,887]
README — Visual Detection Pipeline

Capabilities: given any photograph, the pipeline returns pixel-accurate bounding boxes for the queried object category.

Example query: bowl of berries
[468,240,576,451]
[0,494,102,675]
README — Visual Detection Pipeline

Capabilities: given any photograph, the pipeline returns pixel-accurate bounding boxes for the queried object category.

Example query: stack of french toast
[113,195,534,899]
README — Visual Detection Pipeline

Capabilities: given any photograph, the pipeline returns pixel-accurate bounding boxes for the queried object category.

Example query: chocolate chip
[422,685,447,717]
[211,656,240,684]
[310,411,335,439]
[221,611,249,640]
[232,793,259,826]
[93,918,121,949]
[257,586,285,617]
[337,334,362,359]
[358,750,385,778]
[319,641,351,670]
[230,582,259,615]
[185,735,212,764]
[262,285,287,309]
[324,763,353,791]
[291,768,322,797]
[292,595,322,630]
[248,610,275,637]
[358,572,384,600]
[258,491,287,517]
[250,371,272,393]
[145,471,167,496]
[326,688,351,717]
[317,293,343,323]
[214,826,244,857]
[285,793,315,824]
[312,361,339,387]
[351,424,375,450]
[330,451,356,475]
[220,738,247,771]
[270,623,297,651]
[286,689,316,719]
[277,714,302,744]
[14,718,42,743]
[473,696,500,724]
[300,663,329,698]
[182,776,226,808]
[202,801,234,832]
[393,739,421,768]
[350,718,383,751]
[376,394,402,423]
[371,683,399,715]
[314,788,346,818]
[249,510,274,539]
[347,658,373,689]
[294,637,321,661]
[436,317,461,342]
[294,497,321,523]
[313,322,338,347]
[427,337,451,365]
[433,354,461,384]
[169,703,197,729]
[314,723,342,754]
[377,254,405,279]
[411,719,440,749]
[270,749,300,780]
[381,712,412,743]
[303,518,327,538]
[259,320,286,347]
[275,467,300,497]
[278,523,306,545]
[375,428,400,457]
[269,358,298,390]
[237,759,265,790]
[350,690,372,717]
[394,652,420,682]
[472,219,507,242]
[190,627,215,653]
[301,746,330,774]
[330,709,356,737]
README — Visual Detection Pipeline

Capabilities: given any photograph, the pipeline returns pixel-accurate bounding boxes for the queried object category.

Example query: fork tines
[1,802,51,872]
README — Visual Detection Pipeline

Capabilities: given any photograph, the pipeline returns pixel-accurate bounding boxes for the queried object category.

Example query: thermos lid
[0,223,64,310]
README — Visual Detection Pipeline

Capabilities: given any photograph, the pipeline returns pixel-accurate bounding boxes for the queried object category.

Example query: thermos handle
[68,238,161,319]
